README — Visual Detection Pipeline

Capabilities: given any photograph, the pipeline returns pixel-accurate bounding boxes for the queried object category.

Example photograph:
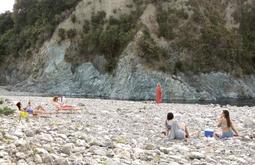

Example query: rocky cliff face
[2,0,255,101]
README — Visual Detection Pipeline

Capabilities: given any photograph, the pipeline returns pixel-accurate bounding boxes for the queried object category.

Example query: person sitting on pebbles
[16,101,53,116]
[215,110,238,139]
[162,112,190,140]
[16,102,27,112]
[25,101,50,116]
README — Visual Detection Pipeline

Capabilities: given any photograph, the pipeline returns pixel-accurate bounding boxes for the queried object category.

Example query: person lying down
[52,96,80,112]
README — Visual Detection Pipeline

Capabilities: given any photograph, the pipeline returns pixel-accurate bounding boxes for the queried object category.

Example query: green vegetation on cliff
[0,0,80,62]
[65,9,142,72]
[0,0,255,76]
[143,0,255,75]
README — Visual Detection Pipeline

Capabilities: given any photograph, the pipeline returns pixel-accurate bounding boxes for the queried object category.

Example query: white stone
[144,144,155,150]
[58,134,68,139]
[34,154,43,163]
[35,148,48,154]
[0,133,3,140]
[13,130,23,138]
[16,152,26,159]
[61,143,74,155]
[55,157,69,165]
[188,152,205,160]
[15,140,27,147]
[17,159,28,165]
[42,152,53,163]
[0,151,8,158]
[169,162,180,165]
[159,147,171,154]
[39,134,54,142]
[235,157,246,164]
[76,139,86,146]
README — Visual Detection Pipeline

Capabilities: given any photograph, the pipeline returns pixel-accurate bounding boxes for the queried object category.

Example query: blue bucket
[204,129,214,137]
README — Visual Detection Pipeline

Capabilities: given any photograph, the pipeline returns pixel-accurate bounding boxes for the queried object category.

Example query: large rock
[34,154,43,164]
[35,148,49,155]
[55,157,69,165]
[61,143,74,155]
[188,152,205,160]
[244,118,255,128]
[15,140,27,148]
[16,152,26,159]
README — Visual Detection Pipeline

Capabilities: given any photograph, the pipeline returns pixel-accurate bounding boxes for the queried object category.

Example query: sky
[0,0,15,13]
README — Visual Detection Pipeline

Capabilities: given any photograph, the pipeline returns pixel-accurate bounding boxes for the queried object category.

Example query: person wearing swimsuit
[25,101,53,116]
[52,96,80,112]
[216,110,238,139]
[164,112,189,140]
[26,101,34,115]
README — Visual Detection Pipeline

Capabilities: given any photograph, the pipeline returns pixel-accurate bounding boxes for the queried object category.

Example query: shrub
[138,28,162,59]
[0,0,81,63]
[138,33,161,60]
[112,9,117,14]
[58,28,66,40]
[91,11,106,28]
[0,98,3,104]
[0,107,15,116]
[74,11,141,72]
[239,5,255,72]
[138,28,170,72]
[0,11,14,35]
[98,25,120,58]
[83,20,90,33]
[192,9,204,24]
[66,28,77,39]
[126,4,133,8]
[176,9,189,20]
[157,9,179,40]
[71,14,77,23]
[133,0,143,6]
[104,59,117,72]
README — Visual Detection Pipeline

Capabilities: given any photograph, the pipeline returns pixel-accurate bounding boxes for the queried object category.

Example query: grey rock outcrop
[16,40,255,101]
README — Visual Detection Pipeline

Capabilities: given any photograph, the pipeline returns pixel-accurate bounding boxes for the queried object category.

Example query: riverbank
[0,93,254,164]
[1,86,255,107]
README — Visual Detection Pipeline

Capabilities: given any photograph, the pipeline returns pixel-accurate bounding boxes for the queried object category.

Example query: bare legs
[33,106,55,116]
[184,125,190,138]
[180,123,190,138]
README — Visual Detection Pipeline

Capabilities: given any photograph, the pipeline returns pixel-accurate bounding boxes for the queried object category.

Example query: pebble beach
[0,92,255,165]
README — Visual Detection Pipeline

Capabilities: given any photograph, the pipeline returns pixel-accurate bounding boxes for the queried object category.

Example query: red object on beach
[156,84,162,104]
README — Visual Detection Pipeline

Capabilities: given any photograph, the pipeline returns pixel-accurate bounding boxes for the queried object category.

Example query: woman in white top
[164,112,189,140]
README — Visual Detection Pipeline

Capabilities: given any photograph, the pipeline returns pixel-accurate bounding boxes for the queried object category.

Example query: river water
[168,98,255,107]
